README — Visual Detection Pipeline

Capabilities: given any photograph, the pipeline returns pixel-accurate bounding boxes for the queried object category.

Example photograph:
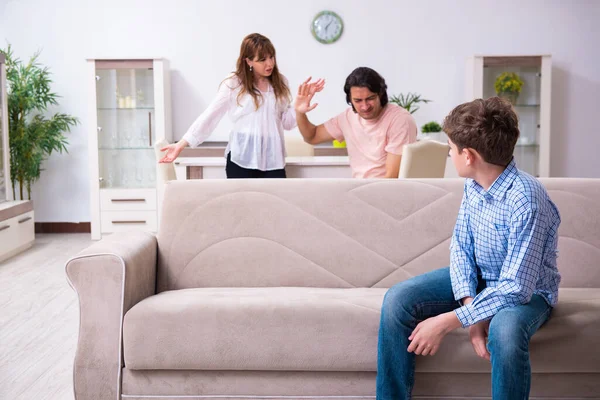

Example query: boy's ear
[464,148,478,166]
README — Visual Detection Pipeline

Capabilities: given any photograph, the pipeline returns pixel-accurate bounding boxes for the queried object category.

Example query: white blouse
[181,75,297,171]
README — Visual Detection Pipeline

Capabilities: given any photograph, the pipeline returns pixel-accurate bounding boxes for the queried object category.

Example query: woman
[159,33,296,178]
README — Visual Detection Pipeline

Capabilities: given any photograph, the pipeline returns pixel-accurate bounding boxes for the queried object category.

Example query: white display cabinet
[466,55,552,177]
[0,53,10,204]
[87,59,171,240]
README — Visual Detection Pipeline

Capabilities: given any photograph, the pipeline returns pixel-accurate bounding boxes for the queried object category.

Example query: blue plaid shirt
[450,160,561,327]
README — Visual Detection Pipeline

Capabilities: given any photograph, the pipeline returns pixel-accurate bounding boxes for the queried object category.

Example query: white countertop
[175,156,350,167]
[0,200,30,211]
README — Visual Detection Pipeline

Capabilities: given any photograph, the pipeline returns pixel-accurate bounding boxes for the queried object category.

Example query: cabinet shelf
[98,184,155,189]
[516,143,539,147]
[99,147,153,151]
[98,107,155,110]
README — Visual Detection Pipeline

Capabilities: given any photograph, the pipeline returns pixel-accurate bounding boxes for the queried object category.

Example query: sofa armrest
[65,232,157,400]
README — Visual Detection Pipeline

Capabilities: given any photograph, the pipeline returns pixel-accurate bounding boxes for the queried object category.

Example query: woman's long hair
[234,33,291,109]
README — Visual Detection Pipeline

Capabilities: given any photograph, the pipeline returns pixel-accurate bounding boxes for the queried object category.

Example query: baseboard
[35,222,91,234]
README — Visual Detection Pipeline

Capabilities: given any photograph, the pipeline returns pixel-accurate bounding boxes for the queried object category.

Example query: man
[376,97,561,400]
[294,67,417,178]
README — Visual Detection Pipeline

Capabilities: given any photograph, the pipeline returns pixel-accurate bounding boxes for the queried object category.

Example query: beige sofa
[66,178,600,400]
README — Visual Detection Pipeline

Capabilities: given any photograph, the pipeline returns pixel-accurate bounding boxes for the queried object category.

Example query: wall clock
[311,11,343,44]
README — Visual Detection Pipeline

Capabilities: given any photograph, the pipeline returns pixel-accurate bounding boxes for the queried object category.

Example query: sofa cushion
[123,287,600,373]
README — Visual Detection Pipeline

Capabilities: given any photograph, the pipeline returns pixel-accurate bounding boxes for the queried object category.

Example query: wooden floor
[0,233,93,400]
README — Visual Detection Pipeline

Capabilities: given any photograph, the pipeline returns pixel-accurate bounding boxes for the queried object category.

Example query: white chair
[285,135,314,157]
[398,140,450,178]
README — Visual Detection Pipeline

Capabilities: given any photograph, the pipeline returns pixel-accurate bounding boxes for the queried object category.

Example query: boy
[376,97,561,400]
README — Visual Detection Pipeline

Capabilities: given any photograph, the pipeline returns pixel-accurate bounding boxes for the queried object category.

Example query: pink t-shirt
[324,104,417,178]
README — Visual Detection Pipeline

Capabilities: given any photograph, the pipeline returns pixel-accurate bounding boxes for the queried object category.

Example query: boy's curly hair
[443,97,520,166]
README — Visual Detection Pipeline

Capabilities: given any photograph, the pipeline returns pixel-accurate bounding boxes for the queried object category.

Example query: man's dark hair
[442,97,520,167]
[344,67,388,112]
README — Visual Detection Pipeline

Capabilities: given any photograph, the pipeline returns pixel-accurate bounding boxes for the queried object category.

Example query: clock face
[311,11,343,44]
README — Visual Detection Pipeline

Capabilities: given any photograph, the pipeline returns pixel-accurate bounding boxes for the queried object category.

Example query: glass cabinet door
[0,54,7,203]
[482,58,542,177]
[95,61,156,189]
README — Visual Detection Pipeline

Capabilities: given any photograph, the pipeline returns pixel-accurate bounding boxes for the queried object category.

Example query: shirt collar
[467,159,518,202]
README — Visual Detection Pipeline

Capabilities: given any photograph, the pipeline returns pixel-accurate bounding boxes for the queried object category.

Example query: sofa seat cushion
[122,287,600,373]
[123,287,386,371]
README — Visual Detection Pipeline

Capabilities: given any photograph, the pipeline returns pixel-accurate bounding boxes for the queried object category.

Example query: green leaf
[389,92,432,114]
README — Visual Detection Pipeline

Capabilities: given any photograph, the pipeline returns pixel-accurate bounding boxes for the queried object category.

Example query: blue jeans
[376,267,552,400]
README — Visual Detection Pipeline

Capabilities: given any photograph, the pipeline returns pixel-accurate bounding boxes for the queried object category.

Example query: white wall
[1,0,599,222]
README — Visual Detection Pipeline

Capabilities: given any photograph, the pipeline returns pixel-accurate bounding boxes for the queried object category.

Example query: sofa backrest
[540,178,600,288]
[156,178,600,292]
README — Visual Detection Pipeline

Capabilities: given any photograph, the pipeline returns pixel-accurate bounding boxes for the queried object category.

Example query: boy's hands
[469,320,491,361]
[407,296,491,360]
[459,296,491,361]
[407,312,461,356]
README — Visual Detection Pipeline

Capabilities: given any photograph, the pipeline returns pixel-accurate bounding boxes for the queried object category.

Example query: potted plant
[494,72,524,105]
[420,121,446,143]
[0,45,78,200]
[389,92,431,114]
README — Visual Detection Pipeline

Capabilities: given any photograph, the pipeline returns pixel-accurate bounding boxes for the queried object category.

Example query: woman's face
[247,53,275,78]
